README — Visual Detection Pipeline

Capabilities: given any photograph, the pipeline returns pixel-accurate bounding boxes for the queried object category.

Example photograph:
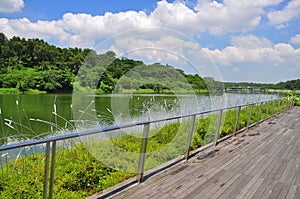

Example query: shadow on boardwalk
[91,106,300,199]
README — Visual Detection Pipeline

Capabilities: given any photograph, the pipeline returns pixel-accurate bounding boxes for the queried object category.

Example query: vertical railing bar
[292,97,296,108]
[43,142,50,199]
[271,99,276,115]
[246,104,253,130]
[137,123,150,183]
[214,109,223,146]
[185,115,196,161]
[256,102,263,126]
[233,106,241,137]
[49,141,57,199]
[278,99,281,113]
[266,101,270,118]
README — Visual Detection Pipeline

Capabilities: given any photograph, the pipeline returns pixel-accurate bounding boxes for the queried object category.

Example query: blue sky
[0,0,300,83]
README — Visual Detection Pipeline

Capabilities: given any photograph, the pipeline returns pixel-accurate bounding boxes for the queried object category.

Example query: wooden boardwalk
[96,107,300,199]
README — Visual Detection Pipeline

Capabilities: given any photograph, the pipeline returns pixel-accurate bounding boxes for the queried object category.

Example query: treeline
[0,33,90,92]
[0,32,213,93]
[225,79,300,91]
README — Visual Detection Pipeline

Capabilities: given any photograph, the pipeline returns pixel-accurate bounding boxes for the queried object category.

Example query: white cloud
[291,34,300,45]
[0,0,24,13]
[232,67,240,73]
[0,17,74,46]
[150,1,198,33]
[230,34,273,49]
[202,35,300,68]
[267,0,300,25]
[0,0,287,48]
[193,0,282,34]
[106,31,200,65]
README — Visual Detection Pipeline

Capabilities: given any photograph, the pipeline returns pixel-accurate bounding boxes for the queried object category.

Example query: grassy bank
[0,88,47,94]
[0,100,289,198]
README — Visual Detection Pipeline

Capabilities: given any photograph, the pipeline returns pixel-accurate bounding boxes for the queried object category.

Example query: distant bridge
[226,86,264,92]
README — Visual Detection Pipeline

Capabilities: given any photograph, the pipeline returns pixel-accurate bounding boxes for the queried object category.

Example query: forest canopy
[0,32,211,93]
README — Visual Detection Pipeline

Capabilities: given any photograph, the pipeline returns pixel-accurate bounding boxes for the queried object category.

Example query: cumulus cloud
[0,0,288,48]
[267,0,300,25]
[0,0,24,13]
[193,0,282,34]
[203,35,300,67]
[291,34,300,45]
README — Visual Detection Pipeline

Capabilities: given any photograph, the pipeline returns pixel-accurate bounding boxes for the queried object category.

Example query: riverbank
[266,89,300,94]
[0,88,47,94]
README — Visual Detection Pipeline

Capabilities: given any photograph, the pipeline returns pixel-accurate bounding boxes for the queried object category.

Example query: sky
[0,0,300,83]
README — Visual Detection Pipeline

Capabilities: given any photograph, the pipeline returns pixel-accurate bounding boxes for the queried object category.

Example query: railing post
[278,99,281,113]
[49,141,57,199]
[185,115,196,161]
[266,101,270,118]
[246,104,253,130]
[43,142,51,199]
[233,106,241,137]
[137,123,150,183]
[214,110,223,146]
[285,98,288,111]
[271,99,276,115]
[292,97,296,108]
[256,102,263,126]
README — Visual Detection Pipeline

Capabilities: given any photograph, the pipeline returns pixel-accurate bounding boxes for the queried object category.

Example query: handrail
[0,96,295,198]
[0,99,283,151]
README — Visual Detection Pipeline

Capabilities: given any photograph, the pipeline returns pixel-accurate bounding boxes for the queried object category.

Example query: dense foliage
[225,79,300,91]
[0,33,90,92]
[0,33,211,94]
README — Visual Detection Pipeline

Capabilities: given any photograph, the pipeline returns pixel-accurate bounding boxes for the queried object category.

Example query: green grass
[0,98,291,198]
[0,88,47,94]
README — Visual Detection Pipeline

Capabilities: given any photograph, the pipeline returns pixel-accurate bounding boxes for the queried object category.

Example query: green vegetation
[0,32,217,94]
[225,79,300,91]
[284,92,300,106]
[0,99,290,198]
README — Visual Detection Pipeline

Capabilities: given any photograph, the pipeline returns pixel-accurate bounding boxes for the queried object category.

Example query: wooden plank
[251,178,277,198]
[268,181,285,199]
[191,170,241,199]
[216,173,251,199]
[277,183,291,199]
[241,178,264,199]
[286,183,298,199]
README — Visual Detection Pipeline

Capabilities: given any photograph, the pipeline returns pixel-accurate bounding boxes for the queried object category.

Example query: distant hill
[224,79,300,91]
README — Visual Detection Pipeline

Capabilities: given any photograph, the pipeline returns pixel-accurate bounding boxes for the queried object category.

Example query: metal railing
[0,97,295,198]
